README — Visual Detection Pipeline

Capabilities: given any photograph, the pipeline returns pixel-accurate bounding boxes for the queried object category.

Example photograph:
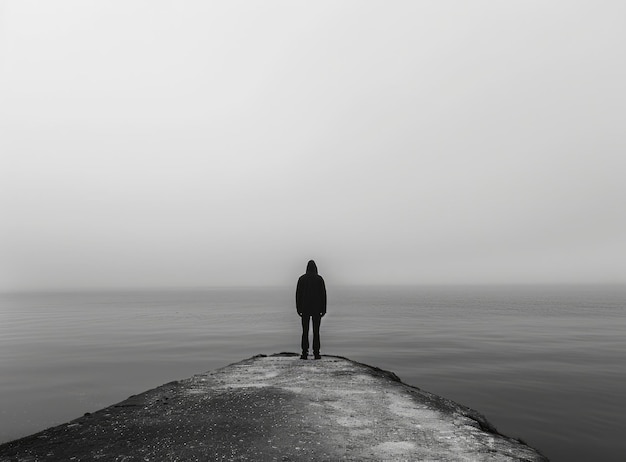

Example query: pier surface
[0,353,546,461]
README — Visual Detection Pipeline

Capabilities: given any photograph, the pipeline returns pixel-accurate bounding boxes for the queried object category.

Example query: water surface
[1,285,624,461]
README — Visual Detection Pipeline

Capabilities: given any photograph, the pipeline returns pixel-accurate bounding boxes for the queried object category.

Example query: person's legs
[312,315,321,358]
[301,315,310,358]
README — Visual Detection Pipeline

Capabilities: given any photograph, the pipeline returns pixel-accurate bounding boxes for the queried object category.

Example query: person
[296,260,327,360]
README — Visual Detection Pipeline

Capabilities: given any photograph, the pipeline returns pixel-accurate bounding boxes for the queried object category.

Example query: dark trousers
[301,314,321,354]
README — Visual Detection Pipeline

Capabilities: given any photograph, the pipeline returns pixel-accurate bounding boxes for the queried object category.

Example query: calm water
[1,285,625,461]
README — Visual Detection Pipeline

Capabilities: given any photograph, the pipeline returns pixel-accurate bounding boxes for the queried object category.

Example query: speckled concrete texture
[0,353,547,461]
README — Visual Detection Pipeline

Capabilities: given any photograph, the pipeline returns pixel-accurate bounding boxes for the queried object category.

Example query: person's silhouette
[296,260,327,360]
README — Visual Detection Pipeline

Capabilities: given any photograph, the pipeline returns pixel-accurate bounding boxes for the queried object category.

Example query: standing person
[296,260,327,360]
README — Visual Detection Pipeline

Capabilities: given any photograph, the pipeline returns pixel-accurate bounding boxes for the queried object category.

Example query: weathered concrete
[0,353,547,461]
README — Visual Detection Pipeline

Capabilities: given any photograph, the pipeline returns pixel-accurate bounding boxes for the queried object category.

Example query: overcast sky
[1,1,624,290]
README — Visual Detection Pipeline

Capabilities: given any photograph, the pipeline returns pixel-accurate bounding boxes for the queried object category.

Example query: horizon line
[2,281,625,295]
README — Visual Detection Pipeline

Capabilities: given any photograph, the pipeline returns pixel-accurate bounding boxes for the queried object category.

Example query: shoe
[314,354,321,360]
[300,354,308,360]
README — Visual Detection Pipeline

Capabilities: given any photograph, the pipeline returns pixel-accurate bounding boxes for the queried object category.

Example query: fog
[1,1,624,290]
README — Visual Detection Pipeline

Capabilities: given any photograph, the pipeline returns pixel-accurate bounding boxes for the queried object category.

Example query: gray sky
[1,1,625,290]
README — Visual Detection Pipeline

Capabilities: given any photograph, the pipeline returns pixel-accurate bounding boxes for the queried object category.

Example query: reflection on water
[1,285,625,461]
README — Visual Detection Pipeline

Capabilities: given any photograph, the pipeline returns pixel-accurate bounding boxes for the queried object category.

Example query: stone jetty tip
[0,353,547,461]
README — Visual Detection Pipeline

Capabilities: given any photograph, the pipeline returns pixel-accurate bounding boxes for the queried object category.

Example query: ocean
[1,285,624,461]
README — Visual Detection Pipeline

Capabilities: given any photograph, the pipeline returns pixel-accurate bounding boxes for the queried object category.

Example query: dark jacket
[296,260,327,316]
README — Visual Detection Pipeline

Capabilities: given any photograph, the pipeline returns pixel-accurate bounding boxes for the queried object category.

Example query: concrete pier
[0,353,547,461]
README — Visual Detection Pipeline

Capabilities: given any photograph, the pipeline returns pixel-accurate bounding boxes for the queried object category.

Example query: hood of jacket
[306,260,318,274]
